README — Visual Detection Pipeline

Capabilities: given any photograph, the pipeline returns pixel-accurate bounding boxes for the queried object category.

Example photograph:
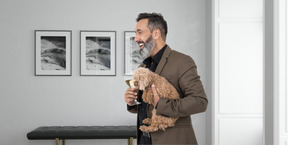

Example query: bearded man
[124,13,208,145]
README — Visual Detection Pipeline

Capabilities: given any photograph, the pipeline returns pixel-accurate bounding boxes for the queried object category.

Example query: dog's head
[133,67,152,90]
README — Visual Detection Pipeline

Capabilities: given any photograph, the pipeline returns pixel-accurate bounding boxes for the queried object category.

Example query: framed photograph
[124,31,143,75]
[35,30,72,76]
[80,31,116,76]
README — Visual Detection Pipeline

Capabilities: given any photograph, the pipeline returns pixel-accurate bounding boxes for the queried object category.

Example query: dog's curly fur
[133,67,180,133]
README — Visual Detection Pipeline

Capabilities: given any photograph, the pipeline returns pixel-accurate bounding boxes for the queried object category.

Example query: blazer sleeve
[156,59,208,118]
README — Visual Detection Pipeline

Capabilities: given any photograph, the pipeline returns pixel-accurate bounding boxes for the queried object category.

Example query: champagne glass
[125,79,141,105]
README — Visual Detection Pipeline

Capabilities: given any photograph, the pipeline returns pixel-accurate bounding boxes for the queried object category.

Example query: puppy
[133,67,179,132]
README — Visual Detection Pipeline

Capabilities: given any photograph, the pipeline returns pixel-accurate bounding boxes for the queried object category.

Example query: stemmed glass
[126,79,141,105]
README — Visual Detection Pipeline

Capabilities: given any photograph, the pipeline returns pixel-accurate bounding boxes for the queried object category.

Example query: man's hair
[136,13,168,41]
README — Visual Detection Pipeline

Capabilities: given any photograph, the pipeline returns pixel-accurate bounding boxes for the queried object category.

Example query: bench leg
[128,137,133,145]
[55,138,65,145]
[55,138,59,145]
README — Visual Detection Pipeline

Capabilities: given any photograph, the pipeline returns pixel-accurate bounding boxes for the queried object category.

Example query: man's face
[134,19,155,58]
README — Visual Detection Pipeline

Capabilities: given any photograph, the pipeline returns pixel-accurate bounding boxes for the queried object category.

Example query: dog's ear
[140,73,149,90]
[134,68,150,90]
[138,80,146,90]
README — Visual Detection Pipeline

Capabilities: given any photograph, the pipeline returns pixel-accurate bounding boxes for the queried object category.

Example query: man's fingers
[124,88,138,105]
[151,84,157,94]
[127,91,137,98]
[151,84,160,106]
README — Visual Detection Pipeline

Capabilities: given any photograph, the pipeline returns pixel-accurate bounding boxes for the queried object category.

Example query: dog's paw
[142,118,152,125]
[139,126,148,132]
[158,124,168,131]
[140,125,159,133]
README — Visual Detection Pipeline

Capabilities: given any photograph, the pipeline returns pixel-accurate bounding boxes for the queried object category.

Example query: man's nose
[134,35,139,42]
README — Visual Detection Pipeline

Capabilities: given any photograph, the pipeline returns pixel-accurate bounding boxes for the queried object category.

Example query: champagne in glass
[126,79,141,105]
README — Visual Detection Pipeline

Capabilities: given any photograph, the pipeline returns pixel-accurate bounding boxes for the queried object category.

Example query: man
[124,13,208,145]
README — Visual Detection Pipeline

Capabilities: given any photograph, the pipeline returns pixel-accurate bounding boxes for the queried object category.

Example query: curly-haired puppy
[133,67,180,132]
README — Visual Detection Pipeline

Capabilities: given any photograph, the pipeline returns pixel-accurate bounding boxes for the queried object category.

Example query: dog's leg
[159,117,178,131]
[142,118,152,125]
[139,121,159,133]
[158,124,169,131]
[139,111,178,132]
[139,109,160,132]
[143,112,178,132]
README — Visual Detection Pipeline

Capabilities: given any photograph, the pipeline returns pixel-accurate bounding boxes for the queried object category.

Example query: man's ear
[152,29,161,40]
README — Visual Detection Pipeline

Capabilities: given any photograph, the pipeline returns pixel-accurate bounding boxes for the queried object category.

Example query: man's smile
[138,41,145,49]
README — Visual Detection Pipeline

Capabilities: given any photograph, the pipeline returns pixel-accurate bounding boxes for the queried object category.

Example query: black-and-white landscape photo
[41,36,66,70]
[85,37,111,71]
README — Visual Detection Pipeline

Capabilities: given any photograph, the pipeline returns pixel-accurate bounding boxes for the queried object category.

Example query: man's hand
[124,88,138,106]
[151,84,160,107]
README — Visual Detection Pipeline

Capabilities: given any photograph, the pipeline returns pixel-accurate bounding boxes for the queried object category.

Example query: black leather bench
[27,126,137,145]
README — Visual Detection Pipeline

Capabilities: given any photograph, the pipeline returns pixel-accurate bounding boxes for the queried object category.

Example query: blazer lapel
[155,46,171,75]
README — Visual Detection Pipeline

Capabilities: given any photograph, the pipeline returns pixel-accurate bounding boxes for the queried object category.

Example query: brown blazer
[128,46,208,145]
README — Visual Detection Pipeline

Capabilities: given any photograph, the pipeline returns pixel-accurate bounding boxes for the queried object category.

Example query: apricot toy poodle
[133,67,180,133]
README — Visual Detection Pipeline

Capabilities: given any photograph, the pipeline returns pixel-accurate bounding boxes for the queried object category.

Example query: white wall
[0,0,208,145]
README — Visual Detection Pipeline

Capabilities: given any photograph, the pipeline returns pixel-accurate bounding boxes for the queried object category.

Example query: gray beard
[139,35,155,59]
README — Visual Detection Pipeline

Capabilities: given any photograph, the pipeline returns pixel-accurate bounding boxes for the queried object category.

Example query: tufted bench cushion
[27,126,137,145]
